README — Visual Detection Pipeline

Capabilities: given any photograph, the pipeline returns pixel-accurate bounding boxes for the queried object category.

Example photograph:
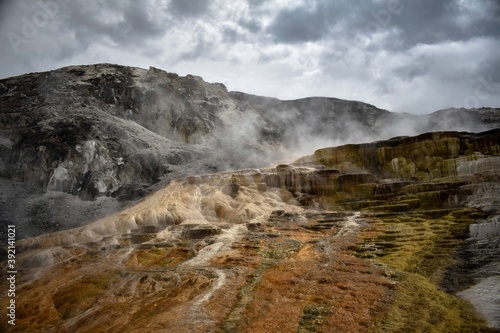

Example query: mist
[212,93,498,169]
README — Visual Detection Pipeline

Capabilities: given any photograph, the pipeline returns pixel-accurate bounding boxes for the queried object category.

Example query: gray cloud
[267,3,332,43]
[389,0,500,46]
[238,18,261,34]
[179,28,215,61]
[66,1,168,47]
[168,0,209,18]
[0,0,498,115]
[393,60,430,82]
[478,56,500,85]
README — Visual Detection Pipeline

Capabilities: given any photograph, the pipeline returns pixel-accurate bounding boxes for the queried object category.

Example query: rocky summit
[0,64,500,332]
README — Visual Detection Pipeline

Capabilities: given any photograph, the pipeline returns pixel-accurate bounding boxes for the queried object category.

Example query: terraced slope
[1,129,499,332]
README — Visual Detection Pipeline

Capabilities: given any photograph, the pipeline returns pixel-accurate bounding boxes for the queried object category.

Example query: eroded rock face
[313,129,500,180]
[0,65,220,198]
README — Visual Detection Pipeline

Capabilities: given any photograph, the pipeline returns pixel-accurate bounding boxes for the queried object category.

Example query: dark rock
[111,184,151,202]
[182,226,222,239]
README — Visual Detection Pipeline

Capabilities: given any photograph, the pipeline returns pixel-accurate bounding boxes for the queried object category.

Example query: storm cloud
[0,0,499,114]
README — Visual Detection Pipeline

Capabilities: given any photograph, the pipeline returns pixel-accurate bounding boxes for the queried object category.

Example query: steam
[209,94,497,168]
[211,107,286,169]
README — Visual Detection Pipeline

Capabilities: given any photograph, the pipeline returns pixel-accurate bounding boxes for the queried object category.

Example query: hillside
[0,64,499,241]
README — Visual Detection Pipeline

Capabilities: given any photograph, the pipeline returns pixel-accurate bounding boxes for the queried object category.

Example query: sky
[0,0,499,115]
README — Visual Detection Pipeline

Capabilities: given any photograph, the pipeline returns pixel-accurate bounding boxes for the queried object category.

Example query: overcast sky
[0,0,499,114]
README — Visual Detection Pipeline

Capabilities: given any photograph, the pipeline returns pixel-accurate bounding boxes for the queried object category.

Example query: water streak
[336,211,361,237]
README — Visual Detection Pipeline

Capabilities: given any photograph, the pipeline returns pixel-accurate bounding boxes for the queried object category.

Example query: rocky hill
[0,64,499,241]
[1,64,500,331]
[1,128,499,332]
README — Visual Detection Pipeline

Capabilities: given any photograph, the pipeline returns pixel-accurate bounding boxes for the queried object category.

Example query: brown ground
[1,208,492,333]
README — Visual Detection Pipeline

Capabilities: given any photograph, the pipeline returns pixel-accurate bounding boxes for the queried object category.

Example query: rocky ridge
[1,129,499,332]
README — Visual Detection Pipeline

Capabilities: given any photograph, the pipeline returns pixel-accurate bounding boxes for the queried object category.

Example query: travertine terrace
[2,129,499,332]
